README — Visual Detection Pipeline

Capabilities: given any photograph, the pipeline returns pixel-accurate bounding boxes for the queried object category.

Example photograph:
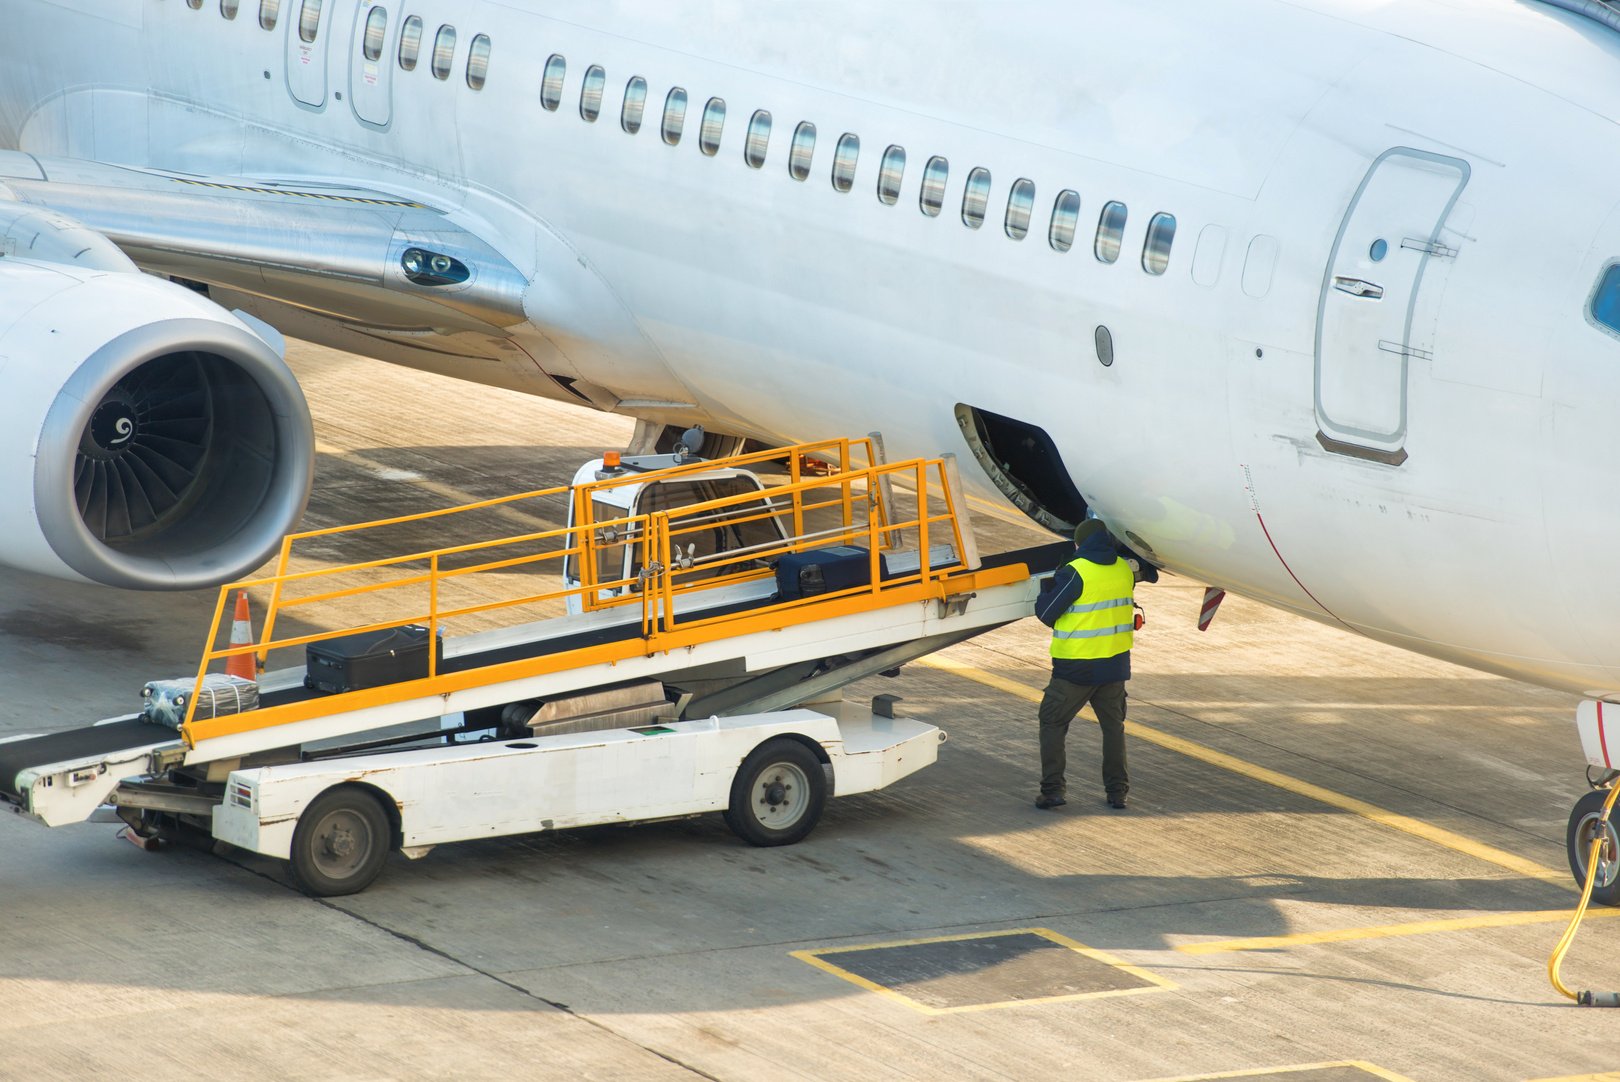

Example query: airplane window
[220,0,239,18]
[961,167,991,228]
[580,66,606,122]
[744,110,771,168]
[541,55,566,111]
[831,133,859,192]
[430,25,456,81]
[788,122,816,181]
[877,145,906,205]
[919,156,948,217]
[1142,212,1176,274]
[258,0,280,31]
[1588,264,1620,336]
[361,7,387,62]
[466,34,491,91]
[1095,200,1127,263]
[698,97,725,156]
[1049,190,1080,252]
[1005,178,1035,240]
[398,16,422,71]
[187,0,204,10]
[298,0,322,43]
[621,77,648,134]
[662,88,688,145]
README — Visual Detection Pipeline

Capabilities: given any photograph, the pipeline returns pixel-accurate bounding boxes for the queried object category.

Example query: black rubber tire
[725,738,827,847]
[290,786,392,897]
[1566,789,1620,907]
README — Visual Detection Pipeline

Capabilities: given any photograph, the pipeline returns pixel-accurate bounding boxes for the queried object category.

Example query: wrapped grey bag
[142,674,259,729]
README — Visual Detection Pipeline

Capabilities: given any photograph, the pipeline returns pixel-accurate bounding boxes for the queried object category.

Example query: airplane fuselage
[5,0,1620,698]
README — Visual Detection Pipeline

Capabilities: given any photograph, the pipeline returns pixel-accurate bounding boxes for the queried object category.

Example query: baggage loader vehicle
[1,437,1067,895]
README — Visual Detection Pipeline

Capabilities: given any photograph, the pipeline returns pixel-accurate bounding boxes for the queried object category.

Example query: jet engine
[0,260,313,589]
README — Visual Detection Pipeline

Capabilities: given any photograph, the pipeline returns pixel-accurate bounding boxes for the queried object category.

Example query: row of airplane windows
[187,0,1178,274]
[546,52,1180,273]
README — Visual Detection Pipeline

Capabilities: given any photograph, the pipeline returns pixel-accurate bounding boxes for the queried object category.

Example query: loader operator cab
[563,455,790,616]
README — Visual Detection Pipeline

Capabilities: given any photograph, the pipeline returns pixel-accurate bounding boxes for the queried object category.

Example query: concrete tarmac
[1,343,1615,1082]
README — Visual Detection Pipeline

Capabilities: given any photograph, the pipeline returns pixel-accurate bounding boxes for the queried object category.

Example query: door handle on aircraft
[1333,276,1384,299]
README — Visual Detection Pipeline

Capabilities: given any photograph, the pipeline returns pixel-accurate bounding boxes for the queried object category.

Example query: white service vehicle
[1,439,1062,895]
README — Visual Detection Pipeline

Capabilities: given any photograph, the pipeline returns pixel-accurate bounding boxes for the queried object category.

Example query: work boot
[1106,792,1128,810]
[1034,793,1067,810]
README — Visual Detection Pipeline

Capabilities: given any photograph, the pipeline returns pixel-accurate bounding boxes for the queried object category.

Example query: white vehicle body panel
[212,705,942,859]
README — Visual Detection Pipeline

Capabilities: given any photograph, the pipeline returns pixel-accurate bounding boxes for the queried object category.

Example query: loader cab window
[1588,263,1620,338]
[638,478,787,584]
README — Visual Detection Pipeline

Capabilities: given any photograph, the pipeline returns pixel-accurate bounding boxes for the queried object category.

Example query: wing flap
[0,151,528,332]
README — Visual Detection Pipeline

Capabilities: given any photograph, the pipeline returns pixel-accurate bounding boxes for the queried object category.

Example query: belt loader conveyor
[0,437,1069,894]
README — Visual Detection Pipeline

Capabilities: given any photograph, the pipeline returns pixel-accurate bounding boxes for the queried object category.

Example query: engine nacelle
[0,259,313,589]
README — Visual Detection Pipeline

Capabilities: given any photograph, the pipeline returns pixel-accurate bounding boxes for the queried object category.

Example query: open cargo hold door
[954,404,1087,535]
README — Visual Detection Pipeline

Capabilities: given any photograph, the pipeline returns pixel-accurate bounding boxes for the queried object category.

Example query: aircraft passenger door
[1314,147,1470,465]
[350,3,394,127]
[285,0,333,109]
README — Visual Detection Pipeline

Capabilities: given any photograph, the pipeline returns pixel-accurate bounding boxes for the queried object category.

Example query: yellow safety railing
[181,438,986,746]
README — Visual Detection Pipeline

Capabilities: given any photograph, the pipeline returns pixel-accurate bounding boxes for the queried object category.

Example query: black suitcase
[304,625,443,694]
[775,545,887,599]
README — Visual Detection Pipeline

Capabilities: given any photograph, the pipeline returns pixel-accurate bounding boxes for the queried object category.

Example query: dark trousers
[1038,677,1128,797]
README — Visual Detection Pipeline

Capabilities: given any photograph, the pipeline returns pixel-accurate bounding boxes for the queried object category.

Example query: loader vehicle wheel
[290,786,391,897]
[725,738,827,847]
[1567,789,1620,906]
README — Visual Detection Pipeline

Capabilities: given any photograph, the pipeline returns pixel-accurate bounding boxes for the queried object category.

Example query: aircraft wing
[0,150,530,334]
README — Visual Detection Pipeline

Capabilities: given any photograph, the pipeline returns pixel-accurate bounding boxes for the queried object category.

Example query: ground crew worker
[1033,518,1149,811]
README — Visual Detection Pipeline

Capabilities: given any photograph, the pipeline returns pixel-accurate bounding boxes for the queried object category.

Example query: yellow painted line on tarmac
[791,927,1176,1015]
[1177,907,1620,955]
[1137,1062,1414,1082]
[1526,1073,1620,1082]
[919,655,1571,888]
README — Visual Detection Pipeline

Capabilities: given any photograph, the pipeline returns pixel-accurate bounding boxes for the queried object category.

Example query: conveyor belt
[0,720,176,801]
[1,540,1072,804]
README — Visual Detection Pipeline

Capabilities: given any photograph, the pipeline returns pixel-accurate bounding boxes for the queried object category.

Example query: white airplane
[3,1,1620,827]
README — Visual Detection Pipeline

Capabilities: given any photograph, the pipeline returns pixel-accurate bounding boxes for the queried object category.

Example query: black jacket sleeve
[1035,563,1084,628]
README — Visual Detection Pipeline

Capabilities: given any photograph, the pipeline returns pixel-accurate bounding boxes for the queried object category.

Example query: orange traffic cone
[225,590,257,681]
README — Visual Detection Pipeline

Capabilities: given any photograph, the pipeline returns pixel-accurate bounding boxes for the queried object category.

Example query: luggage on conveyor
[142,674,259,729]
[775,545,887,600]
[304,625,442,694]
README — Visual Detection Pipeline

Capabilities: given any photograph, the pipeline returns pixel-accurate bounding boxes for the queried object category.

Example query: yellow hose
[1549,782,1620,1006]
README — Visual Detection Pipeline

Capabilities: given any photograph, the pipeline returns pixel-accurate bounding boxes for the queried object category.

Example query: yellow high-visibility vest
[1049,556,1134,660]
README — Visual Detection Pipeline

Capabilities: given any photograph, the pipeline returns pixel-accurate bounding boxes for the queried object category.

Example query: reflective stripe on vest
[1050,556,1134,661]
